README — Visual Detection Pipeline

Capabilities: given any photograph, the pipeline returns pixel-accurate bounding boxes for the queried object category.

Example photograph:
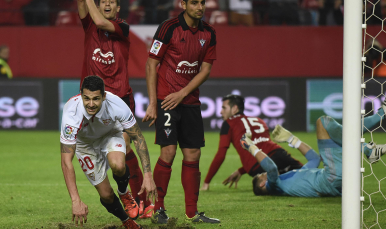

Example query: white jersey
[60,91,136,145]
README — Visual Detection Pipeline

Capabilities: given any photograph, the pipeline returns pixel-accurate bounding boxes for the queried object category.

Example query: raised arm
[142,57,160,127]
[85,0,116,32]
[161,62,212,110]
[123,122,157,202]
[240,134,279,181]
[78,0,89,19]
[61,143,88,226]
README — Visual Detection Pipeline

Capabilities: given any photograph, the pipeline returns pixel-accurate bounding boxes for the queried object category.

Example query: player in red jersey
[201,94,303,191]
[142,0,220,225]
[77,0,153,222]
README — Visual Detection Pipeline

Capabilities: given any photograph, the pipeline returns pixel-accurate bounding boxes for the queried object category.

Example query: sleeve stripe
[159,18,178,40]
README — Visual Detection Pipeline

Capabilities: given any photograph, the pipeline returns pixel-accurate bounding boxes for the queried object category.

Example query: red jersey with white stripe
[149,11,217,105]
[204,114,281,183]
[60,92,136,145]
[80,14,132,98]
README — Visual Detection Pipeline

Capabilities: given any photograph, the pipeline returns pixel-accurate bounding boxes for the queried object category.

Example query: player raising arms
[77,0,153,218]
[142,0,220,225]
[60,76,157,229]
[201,94,303,191]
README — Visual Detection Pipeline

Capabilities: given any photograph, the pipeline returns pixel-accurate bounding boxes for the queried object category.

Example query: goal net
[361,1,386,228]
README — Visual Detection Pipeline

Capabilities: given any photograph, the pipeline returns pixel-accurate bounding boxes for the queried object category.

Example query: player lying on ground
[241,107,386,197]
[201,94,303,191]
[77,0,154,218]
[60,76,157,229]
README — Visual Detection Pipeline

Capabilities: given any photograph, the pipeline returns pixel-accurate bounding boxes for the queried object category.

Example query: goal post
[342,0,362,228]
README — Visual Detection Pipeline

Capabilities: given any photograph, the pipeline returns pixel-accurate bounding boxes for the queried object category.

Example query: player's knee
[160,146,177,162]
[110,162,126,176]
[100,188,115,203]
[316,116,330,140]
[182,148,201,161]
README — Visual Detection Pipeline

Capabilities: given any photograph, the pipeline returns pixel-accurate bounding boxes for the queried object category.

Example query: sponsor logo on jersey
[252,137,270,144]
[102,119,111,126]
[199,39,206,47]
[64,124,78,140]
[176,61,198,74]
[164,128,172,138]
[92,48,115,65]
[88,172,96,181]
[150,40,163,55]
[115,144,122,148]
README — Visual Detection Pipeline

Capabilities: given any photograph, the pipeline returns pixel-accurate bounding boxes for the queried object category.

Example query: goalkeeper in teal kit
[240,104,386,197]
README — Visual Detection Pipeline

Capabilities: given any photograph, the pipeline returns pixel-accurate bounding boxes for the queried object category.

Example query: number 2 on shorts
[164,113,171,126]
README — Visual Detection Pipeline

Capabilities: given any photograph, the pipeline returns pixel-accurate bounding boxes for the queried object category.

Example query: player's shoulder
[114,18,129,26]
[105,91,131,112]
[154,17,180,42]
[64,94,82,112]
[228,114,244,122]
[62,94,83,124]
[202,20,216,33]
[158,16,180,31]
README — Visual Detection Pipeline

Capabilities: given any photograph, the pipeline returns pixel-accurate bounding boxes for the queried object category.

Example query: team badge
[64,124,78,140]
[102,119,111,126]
[88,172,95,181]
[199,39,206,47]
[164,128,172,138]
[150,40,163,55]
[105,31,109,37]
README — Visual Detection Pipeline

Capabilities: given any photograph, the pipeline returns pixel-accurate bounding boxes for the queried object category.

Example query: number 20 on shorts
[78,156,95,172]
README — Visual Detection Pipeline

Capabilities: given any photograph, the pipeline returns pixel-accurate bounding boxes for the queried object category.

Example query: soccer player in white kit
[60,75,157,229]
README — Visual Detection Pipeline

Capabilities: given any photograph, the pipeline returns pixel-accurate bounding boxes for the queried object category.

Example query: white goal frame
[342,0,363,228]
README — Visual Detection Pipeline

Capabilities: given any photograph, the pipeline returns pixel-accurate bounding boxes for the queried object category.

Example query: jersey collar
[178,11,204,32]
[81,100,106,120]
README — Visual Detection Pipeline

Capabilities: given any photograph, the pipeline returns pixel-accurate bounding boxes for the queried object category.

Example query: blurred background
[0,0,385,133]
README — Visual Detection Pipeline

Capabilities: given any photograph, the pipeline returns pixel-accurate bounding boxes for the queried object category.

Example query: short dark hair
[81,75,105,95]
[97,0,120,6]
[222,94,245,113]
[252,175,268,196]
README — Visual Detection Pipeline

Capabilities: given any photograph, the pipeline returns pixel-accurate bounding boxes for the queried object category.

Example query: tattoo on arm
[61,143,76,154]
[124,123,152,173]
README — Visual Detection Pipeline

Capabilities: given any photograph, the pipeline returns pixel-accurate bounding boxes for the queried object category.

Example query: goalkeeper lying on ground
[241,106,386,197]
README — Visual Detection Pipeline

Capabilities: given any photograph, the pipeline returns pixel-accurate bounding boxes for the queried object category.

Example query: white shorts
[75,132,126,186]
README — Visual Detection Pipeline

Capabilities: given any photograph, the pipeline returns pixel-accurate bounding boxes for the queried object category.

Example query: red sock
[153,158,172,211]
[125,150,151,207]
[181,160,200,218]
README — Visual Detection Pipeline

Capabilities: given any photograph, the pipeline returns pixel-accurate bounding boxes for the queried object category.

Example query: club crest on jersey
[164,128,172,138]
[105,31,109,37]
[150,40,163,55]
[88,172,95,181]
[64,124,78,140]
[92,48,115,65]
[102,119,111,126]
[199,39,206,47]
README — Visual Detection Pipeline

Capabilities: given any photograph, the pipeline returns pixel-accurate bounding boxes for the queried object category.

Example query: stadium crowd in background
[60,75,157,229]
[142,0,220,224]
[0,45,12,79]
[1,0,365,26]
[201,94,303,191]
[77,0,155,221]
[241,105,386,197]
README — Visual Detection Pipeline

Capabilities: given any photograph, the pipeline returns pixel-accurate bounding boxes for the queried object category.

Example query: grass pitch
[0,131,385,228]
